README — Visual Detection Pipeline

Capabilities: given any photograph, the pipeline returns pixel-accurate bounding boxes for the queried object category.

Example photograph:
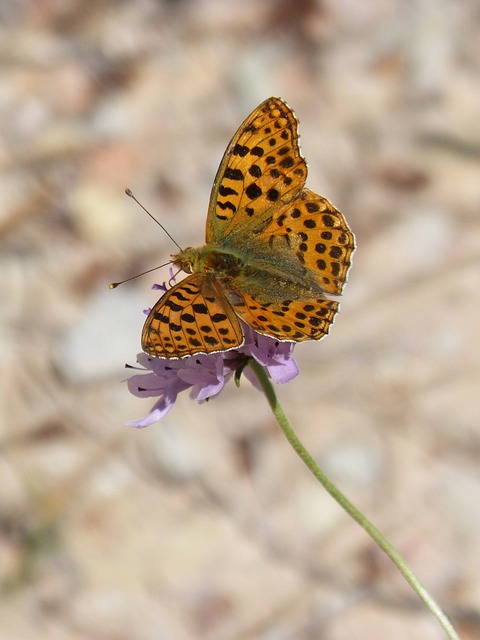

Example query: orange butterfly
[142,97,354,359]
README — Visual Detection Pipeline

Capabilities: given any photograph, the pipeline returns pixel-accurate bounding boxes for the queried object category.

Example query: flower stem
[249,359,460,640]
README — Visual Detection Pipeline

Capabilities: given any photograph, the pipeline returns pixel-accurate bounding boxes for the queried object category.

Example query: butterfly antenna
[109,261,173,289]
[125,188,183,251]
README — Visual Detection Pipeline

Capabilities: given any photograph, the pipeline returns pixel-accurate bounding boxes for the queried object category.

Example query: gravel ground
[1,1,479,639]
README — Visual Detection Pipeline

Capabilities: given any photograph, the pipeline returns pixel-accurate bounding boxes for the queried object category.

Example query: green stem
[249,359,460,640]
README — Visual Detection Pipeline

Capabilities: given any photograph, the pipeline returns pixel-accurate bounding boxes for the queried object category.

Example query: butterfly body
[142,98,355,359]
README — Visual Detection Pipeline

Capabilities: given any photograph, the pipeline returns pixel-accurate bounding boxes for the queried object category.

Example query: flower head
[127,322,298,427]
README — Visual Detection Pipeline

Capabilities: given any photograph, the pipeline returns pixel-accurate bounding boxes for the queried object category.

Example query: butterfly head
[171,246,203,275]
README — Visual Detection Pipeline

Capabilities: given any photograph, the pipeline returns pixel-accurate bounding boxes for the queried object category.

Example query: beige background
[1,1,479,638]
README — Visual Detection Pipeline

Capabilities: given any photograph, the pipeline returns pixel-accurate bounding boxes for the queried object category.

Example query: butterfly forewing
[206,97,307,243]
[142,274,243,358]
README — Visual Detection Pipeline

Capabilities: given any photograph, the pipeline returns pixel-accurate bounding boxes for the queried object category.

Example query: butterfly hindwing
[230,291,339,342]
[260,188,355,296]
[142,274,244,358]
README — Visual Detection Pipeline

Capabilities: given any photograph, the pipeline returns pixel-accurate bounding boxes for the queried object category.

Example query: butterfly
[142,97,355,359]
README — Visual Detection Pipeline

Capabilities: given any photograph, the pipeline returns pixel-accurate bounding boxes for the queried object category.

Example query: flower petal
[126,317,299,425]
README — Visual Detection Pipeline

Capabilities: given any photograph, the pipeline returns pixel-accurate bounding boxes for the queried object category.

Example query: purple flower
[126,323,298,428]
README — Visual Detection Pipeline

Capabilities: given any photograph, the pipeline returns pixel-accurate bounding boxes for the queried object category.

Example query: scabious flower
[127,322,298,428]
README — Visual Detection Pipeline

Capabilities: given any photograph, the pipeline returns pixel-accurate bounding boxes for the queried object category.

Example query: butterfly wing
[203,98,354,345]
[218,188,353,343]
[230,291,339,343]
[261,188,355,296]
[206,97,307,243]
[142,274,244,358]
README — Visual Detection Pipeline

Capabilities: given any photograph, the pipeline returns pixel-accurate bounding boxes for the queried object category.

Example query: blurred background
[1,1,479,638]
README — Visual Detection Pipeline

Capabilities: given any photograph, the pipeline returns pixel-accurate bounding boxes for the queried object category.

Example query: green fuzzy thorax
[172,245,244,279]
[172,242,328,304]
